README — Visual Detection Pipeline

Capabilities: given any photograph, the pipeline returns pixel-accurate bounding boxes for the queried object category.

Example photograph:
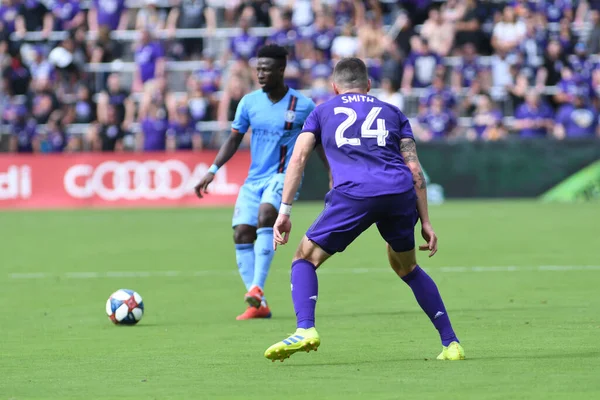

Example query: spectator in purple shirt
[88,0,129,32]
[0,0,19,34]
[554,67,585,106]
[133,29,165,92]
[8,105,38,153]
[467,94,506,141]
[538,0,574,23]
[415,96,457,141]
[223,15,262,65]
[452,43,484,89]
[554,94,600,139]
[420,73,457,111]
[139,103,169,152]
[568,42,596,83]
[307,12,336,60]
[50,0,84,31]
[514,91,554,138]
[334,0,363,26]
[41,111,67,153]
[194,52,221,97]
[267,9,299,58]
[166,106,202,151]
[284,57,302,89]
[401,36,443,90]
[307,49,333,82]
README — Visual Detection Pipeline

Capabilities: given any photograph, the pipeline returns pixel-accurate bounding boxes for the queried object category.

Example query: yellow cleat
[436,341,465,361]
[264,327,320,362]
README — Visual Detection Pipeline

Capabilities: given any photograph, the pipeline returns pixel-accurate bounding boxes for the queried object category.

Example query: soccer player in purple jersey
[264,58,465,362]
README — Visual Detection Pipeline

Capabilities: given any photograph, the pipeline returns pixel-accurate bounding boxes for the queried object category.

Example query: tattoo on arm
[401,138,426,189]
[417,170,427,189]
[400,138,418,163]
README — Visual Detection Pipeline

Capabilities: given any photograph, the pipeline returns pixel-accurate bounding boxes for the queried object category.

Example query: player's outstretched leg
[387,244,465,360]
[265,237,330,362]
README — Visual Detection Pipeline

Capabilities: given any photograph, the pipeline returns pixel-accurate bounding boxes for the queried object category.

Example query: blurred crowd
[1,0,600,154]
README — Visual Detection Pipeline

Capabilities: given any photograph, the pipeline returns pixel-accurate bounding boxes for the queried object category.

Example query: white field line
[7,265,600,280]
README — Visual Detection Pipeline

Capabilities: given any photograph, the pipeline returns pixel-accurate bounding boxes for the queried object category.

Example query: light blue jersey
[232,88,316,183]
[231,88,314,228]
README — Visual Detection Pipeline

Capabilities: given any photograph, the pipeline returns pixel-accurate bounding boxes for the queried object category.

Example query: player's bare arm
[194,130,244,198]
[273,132,317,249]
[315,144,333,189]
[400,137,437,257]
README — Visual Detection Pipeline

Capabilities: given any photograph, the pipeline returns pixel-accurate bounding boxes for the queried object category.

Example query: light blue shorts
[232,173,298,227]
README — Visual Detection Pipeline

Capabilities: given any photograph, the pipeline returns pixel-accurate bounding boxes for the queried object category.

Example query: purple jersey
[556,104,599,137]
[473,110,503,137]
[284,59,302,90]
[458,58,482,87]
[141,117,168,151]
[420,88,456,109]
[310,61,333,80]
[310,28,336,59]
[45,129,67,152]
[51,0,80,30]
[166,121,198,150]
[12,120,38,153]
[418,111,456,139]
[93,0,126,30]
[406,52,442,88]
[558,77,582,99]
[0,4,18,33]
[135,42,164,83]
[302,93,415,197]
[514,102,554,138]
[269,28,299,49]
[568,54,595,81]
[230,33,262,60]
[539,0,573,23]
[195,66,220,94]
[334,0,354,26]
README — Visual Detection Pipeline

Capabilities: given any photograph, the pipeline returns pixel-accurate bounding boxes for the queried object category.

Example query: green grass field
[1,201,600,399]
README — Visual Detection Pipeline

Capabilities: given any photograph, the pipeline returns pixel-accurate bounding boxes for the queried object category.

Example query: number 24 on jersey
[334,106,389,148]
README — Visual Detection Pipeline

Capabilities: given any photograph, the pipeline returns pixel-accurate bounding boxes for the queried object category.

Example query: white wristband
[279,202,292,216]
[208,164,219,174]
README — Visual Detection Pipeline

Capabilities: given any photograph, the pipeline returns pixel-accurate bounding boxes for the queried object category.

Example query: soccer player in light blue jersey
[195,45,322,320]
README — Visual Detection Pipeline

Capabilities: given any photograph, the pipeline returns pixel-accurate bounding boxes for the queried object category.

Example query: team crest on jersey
[285,110,296,123]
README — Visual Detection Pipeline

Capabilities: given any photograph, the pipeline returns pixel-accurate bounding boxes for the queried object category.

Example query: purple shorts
[306,189,418,255]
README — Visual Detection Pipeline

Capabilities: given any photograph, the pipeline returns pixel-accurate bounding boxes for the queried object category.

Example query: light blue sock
[235,244,255,291]
[252,227,275,290]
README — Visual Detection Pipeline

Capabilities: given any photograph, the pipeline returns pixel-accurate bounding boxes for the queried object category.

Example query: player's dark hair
[333,57,369,90]
[257,44,288,68]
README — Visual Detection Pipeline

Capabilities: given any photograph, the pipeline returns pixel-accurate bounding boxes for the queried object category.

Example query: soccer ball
[106,289,144,325]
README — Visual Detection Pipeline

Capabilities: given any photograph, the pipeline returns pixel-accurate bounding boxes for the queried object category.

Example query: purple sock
[291,259,318,329]
[402,266,459,346]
